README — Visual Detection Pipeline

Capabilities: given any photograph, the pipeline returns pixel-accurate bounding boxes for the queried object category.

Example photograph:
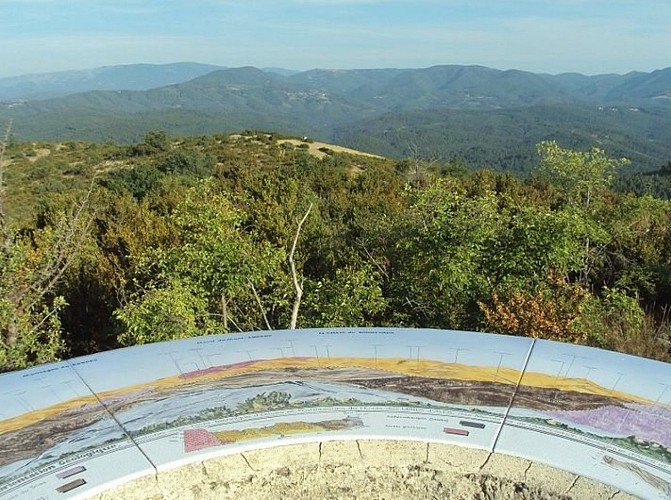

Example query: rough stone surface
[90,440,633,499]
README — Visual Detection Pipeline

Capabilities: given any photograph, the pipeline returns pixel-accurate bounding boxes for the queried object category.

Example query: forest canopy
[1,130,670,372]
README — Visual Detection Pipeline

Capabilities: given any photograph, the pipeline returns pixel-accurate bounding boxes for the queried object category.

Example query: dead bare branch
[249,281,271,330]
[0,120,12,250]
[356,241,389,279]
[27,175,97,308]
[289,203,312,329]
[221,293,228,332]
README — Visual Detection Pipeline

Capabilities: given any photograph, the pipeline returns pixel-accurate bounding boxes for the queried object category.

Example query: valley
[2,64,670,174]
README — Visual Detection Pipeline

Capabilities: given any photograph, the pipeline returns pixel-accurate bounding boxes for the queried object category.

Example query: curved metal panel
[0,328,669,498]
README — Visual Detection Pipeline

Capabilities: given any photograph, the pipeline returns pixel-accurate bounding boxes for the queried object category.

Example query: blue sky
[0,0,669,78]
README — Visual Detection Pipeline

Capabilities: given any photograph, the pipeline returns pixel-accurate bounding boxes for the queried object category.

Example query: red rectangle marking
[443,427,469,436]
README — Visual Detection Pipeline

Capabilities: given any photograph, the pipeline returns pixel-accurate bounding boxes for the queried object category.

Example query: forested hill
[1,64,670,174]
[1,131,670,372]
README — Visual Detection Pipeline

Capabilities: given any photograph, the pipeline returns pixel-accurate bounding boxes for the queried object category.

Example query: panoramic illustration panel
[3,328,669,499]
[69,328,534,470]
[496,339,671,499]
[0,360,153,499]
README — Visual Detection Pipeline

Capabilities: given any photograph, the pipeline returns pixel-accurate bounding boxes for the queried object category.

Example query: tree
[115,180,284,345]
[599,194,671,307]
[115,278,209,345]
[383,179,500,328]
[157,149,215,177]
[486,203,608,289]
[302,264,386,327]
[533,141,630,284]
[1,121,94,371]
[128,130,170,156]
[479,274,590,344]
[534,140,629,209]
[0,121,10,245]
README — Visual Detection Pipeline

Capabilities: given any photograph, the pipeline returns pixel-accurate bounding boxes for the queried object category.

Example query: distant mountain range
[0,63,227,100]
[1,63,670,173]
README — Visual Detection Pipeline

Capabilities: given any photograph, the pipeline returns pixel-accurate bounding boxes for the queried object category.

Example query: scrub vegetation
[1,128,670,371]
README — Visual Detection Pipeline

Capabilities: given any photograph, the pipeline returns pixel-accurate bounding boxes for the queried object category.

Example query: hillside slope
[2,64,670,173]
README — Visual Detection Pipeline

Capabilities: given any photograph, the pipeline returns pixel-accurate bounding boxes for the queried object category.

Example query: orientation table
[1,328,670,499]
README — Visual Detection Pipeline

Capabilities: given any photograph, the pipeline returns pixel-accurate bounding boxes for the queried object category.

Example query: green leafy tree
[115,180,284,345]
[303,264,386,327]
[116,278,209,345]
[157,149,215,177]
[129,130,170,156]
[0,235,67,371]
[488,204,609,289]
[533,141,631,284]
[534,140,629,209]
[384,179,501,328]
[603,194,671,304]
[573,287,645,349]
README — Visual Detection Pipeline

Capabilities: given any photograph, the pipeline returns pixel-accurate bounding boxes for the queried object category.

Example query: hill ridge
[2,63,670,173]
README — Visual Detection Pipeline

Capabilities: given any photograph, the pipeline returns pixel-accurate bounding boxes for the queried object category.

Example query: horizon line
[2,61,670,81]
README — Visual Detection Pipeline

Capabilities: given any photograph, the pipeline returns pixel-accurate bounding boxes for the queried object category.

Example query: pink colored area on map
[178,360,262,379]
[547,404,671,446]
[183,428,225,453]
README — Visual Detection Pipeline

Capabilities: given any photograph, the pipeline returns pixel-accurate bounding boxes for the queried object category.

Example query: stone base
[91,440,633,500]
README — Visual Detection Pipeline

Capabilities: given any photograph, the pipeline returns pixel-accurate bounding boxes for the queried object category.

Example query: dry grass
[278,139,384,159]
[603,311,671,362]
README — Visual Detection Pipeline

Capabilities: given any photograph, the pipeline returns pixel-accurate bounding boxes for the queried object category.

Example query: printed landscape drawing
[0,328,670,499]
[499,338,671,498]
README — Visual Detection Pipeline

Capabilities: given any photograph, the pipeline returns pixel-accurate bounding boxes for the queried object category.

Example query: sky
[0,0,669,78]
